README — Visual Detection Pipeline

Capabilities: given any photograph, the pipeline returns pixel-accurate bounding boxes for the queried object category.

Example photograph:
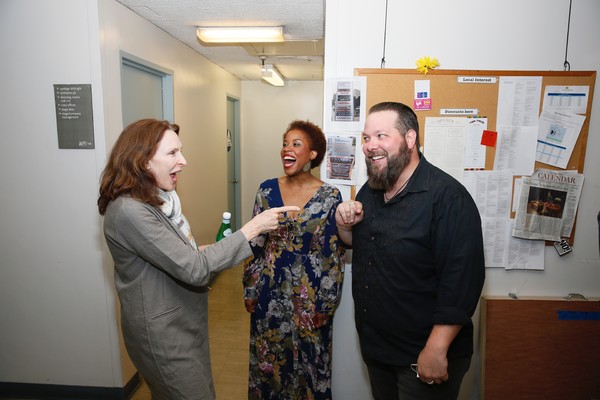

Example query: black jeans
[365,357,471,400]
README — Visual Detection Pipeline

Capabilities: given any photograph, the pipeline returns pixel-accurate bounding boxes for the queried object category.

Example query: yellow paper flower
[416,56,440,75]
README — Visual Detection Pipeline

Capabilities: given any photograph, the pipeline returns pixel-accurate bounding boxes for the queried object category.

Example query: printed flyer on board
[512,169,583,241]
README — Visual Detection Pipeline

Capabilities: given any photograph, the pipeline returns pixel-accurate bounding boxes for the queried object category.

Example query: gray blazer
[103,196,252,400]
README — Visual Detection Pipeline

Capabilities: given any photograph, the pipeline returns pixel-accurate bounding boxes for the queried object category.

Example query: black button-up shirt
[352,155,485,366]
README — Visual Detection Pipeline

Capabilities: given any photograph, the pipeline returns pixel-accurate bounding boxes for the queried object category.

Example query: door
[120,53,173,125]
[226,97,241,230]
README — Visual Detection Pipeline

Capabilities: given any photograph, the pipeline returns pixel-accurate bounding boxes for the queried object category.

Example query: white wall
[97,0,242,246]
[325,0,600,399]
[0,0,117,387]
[240,80,324,222]
[0,0,241,389]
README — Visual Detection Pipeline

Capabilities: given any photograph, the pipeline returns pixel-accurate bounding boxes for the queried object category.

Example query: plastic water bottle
[215,212,232,242]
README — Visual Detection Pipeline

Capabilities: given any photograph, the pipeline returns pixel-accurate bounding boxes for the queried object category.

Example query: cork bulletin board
[481,296,600,400]
[355,68,596,244]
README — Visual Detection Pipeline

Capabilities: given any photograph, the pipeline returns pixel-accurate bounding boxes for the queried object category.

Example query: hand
[335,200,364,228]
[416,346,449,385]
[335,200,364,246]
[416,324,461,384]
[240,205,300,240]
[244,299,258,313]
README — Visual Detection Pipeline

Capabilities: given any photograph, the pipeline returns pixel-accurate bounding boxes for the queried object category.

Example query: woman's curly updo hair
[283,120,327,169]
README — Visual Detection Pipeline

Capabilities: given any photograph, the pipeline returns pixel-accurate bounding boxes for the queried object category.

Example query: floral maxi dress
[243,178,345,400]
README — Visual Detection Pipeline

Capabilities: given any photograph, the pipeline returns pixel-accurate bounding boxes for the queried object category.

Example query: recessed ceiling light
[196,26,284,43]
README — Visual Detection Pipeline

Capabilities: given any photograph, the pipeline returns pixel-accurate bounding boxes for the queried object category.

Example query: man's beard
[366,141,411,191]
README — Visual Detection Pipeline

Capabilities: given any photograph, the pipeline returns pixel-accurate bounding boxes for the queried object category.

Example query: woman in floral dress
[243,120,345,400]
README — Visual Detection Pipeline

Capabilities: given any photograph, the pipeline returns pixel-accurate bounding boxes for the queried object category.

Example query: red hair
[98,119,180,215]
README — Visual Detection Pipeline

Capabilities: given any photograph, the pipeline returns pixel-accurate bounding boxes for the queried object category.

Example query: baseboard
[0,372,140,399]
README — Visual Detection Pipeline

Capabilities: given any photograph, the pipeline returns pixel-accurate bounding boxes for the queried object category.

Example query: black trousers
[364,357,471,400]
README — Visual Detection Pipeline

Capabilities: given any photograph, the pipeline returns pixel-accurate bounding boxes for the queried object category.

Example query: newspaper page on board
[512,168,584,241]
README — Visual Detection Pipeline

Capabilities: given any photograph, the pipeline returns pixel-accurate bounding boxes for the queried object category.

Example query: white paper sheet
[542,85,590,114]
[464,117,487,170]
[497,76,542,127]
[463,170,513,268]
[535,109,585,169]
[493,126,538,176]
[322,132,361,185]
[424,117,467,182]
[323,77,367,133]
[494,76,542,175]
[504,219,545,271]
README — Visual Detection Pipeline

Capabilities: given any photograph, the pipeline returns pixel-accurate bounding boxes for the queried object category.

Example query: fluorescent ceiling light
[196,26,284,43]
[261,64,285,86]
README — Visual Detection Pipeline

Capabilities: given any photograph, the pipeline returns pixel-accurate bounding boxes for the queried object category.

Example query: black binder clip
[553,238,572,256]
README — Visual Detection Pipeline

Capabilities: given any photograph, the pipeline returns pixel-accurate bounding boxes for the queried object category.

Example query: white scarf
[158,189,197,248]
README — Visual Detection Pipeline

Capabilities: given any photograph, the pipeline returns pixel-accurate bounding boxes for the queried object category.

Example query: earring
[302,161,312,172]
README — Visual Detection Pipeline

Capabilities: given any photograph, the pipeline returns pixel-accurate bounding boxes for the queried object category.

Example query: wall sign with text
[54,84,94,149]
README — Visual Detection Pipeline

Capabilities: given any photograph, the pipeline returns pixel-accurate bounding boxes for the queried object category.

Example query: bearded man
[335,102,485,400]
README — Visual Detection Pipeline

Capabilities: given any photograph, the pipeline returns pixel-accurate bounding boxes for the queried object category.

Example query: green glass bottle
[215,211,232,242]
